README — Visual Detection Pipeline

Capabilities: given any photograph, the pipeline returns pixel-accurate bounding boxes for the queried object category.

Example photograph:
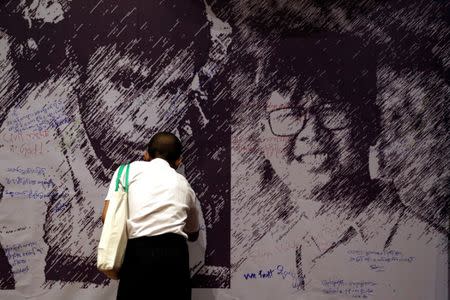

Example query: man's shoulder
[361,179,447,252]
[128,160,168,173]
[175,172,192,190]
[390,207,448,253]
[128,160,146,168]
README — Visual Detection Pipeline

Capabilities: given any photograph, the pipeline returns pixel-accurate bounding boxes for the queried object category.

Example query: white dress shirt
[105,158,200,239]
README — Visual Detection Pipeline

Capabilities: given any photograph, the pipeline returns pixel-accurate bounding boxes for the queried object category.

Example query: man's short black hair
[264,32,381,145]
[70,0,211,74]
[147,132,182,163]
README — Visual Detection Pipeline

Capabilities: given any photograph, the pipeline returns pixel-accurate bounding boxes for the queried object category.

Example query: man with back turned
[102,132,200,300]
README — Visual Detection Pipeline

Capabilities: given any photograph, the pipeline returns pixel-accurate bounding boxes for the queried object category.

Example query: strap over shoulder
[115,163,130,192]
[124,163,130,192]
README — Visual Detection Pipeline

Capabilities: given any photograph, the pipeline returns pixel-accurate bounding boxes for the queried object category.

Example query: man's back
[106,158,198,239]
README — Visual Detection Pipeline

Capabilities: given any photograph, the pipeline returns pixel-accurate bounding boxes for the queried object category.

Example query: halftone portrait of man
[0,0,230,293]
[230,31,447,299]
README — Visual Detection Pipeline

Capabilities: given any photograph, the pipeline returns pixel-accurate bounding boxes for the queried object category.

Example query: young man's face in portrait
[260,77,366,200]
[78,42,196,169]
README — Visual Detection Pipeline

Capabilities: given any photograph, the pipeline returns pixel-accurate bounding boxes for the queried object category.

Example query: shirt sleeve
[105,167,120,201]
[184,184,200,233]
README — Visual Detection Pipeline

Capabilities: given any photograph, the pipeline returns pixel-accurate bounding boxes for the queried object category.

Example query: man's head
[259,33,380,199]
[144,132,183,168]
[71,0,210,170]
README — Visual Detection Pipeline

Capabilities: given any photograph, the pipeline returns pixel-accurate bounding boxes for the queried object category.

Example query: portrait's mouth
[300,153,327,163]
[295,152,329,171]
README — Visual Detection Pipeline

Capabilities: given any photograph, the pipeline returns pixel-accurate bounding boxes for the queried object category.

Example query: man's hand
[101,200,109,223]
[187,230,199,242]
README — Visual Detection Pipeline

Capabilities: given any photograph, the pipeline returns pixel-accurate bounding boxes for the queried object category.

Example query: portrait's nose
[132,113,149,130]
[293,115,321,157]
[295,114,319,143]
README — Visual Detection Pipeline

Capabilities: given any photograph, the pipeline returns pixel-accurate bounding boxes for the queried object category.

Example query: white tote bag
[97,163,130,280]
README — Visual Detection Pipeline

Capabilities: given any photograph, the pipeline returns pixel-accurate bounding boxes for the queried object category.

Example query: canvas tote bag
[97,163,130,279]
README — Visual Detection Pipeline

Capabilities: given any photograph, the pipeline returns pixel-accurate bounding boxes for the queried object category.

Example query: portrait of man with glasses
[259,33,381,209]
[230,32,447,298]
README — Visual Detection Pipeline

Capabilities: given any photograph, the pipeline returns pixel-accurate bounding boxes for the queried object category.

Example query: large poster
[0,1,448,299]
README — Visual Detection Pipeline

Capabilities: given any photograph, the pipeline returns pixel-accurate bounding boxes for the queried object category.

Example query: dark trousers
[117,233,191,300]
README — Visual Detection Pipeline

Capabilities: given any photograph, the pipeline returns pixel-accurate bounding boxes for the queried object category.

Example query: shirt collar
[353,185,405,246]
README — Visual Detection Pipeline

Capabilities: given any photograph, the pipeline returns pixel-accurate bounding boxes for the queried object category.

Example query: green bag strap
[114,163,130,192]
[115,164,126,192]
[124,163,130,193]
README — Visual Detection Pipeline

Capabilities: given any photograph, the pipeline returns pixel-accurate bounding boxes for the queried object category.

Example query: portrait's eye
[269,108,305,136]
[110,68,136,91]
[321,103,341,112]
[270,108,301,120]
[157,79,185,96]
[121,77,133,89]
[319,103,351,130]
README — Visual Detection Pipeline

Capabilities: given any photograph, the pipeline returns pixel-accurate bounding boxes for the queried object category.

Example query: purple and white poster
[0,1,447,299]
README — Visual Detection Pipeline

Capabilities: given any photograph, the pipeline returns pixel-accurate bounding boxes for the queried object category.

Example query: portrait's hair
[263,32,381,147]
[70,0,211,74]
[147,132,183,163]
[0,2,70,83]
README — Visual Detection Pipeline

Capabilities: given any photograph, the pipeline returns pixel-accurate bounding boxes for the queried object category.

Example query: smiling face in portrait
[78,42,195,170]
[260,77,367,200]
